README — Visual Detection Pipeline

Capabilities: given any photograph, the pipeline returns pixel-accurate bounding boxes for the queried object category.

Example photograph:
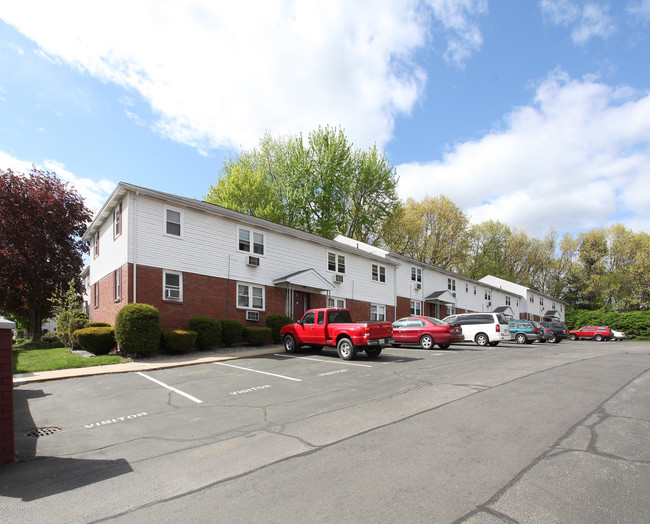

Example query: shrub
[220,319,244,347]
[115,303,162,356]
[265,314,294,343]
[56,309,89,348]
[189,316,222,349]
[72,327,116,355]
[243,326,271,346]
[161,329,198,354]
[86,321,111,328]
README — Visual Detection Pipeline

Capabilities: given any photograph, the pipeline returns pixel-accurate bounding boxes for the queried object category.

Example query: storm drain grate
[23,427,62,438]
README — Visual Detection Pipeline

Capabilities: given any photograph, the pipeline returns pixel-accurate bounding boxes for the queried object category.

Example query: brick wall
[0,325,15,465]
[89,263,131,325]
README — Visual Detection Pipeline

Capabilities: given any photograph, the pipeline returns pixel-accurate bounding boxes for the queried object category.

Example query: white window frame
[237,282,265,310]
[371,304,386,321]
[327,296,346,308]
[506,296,511,306]
[93,232,100,258]
[371,263,386,283]
[448,278,456,291]
[238,227,265,256]
[114,268,122,302]
[113,201,122,239]
[163,270,183,301]
[327,252,346,274]
[164,206,183,238]
[411,267,422,283]
[410,300,422,316]
[93,283,99,309]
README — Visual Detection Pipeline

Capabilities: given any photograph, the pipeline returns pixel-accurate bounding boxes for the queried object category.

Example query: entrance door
[293,291,310,321]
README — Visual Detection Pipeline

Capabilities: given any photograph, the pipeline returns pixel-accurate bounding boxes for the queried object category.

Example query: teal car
[508,320,542,344]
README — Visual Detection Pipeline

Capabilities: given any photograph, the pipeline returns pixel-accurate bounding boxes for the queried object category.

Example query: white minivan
[442,312,510,346]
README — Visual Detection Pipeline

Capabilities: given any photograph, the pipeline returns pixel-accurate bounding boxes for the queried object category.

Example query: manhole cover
[23,427,62,438]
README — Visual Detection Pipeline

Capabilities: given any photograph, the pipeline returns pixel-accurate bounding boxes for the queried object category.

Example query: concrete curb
[13,345,282,384]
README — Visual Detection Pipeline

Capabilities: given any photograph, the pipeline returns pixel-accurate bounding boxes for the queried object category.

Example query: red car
[568,325,612,341]
[391,316,464,350]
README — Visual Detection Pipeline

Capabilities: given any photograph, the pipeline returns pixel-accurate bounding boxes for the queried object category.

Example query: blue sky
[1,1,649,239]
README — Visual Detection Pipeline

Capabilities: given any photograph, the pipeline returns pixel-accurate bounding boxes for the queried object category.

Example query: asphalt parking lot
[3,339,650,523]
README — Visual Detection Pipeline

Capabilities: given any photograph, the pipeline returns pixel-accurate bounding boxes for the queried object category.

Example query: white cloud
[0,151,115,214]
[627,0,650,22]
[0,1,486,153]
[540,0,616,44]
[396,70,650,238]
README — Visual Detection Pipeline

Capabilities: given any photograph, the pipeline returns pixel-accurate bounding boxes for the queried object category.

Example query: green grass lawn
[12,341,128,374]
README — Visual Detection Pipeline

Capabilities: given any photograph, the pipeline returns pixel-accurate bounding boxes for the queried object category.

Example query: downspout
[133,191,138,303]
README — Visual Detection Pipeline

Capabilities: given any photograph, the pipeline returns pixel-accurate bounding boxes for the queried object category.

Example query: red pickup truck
[568,325,612,341]
[281,308,393,360]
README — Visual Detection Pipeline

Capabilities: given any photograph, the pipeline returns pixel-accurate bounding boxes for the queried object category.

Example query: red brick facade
[90,264,393,329]
[0,328,14,465]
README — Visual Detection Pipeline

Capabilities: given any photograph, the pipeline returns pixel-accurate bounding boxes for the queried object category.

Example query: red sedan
[391,316,464,350]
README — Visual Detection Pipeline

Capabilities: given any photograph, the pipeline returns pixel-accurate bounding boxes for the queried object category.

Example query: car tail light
[364,326,370,338]
[496,324,500,332]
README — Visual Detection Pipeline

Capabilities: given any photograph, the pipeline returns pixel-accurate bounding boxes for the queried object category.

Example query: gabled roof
[84,182,397,266]
[424,290,456,304]
[273,268,335,292]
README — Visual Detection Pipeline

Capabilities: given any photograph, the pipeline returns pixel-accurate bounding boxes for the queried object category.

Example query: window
[530,295,535,303]
[163,271,182,301]
[485,290,491,301]
[447,305,456,316]
[113,202,122,239]
[473,285,477,295]
[93,283,99,308]
[237,283,265,310]
[328,252,345,274]
[165,207,182,237]
[410,300,422,316]
[465,283,469,293]
[448,278,456,291]
[327,297,346,308]
[238,228,264,255]
[540,297,544,307]
[411,267,422,282]
[113,268,122,302]
[371,304,386,321]
[93,232,100,258]
[506,296,511,306]
[371,264,386,283]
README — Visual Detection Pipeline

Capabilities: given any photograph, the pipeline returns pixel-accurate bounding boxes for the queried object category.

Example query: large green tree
[206,126,399,241]
[0,166,91,340]
[380,195,470,270]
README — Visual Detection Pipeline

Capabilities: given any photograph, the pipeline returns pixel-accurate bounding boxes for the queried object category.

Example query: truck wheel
[365,347,382,358]
[337,337,356,360]
[438,343,451,350]
[283,334,298,354]
[569,334,577,341]
[516,333,527,344]
[475,333,489,347]
[419,335,434,350]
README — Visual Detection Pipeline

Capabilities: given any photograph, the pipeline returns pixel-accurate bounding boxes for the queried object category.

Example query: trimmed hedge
[243,326,271,346]
[220,319,244,347]
[86,321,111,328]
[265,314,294,343]
[189,316,222,349]
[565,309,650,337]
[161,329,198,354]
[72,327,116,355]
[115,303,162,356]
[56,310,89,348]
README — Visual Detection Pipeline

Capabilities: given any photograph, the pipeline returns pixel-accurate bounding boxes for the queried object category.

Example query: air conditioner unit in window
[165,289,180,300]
[334,274,344,283]
[247,256,260,267]
[415,283,421,290]
[246,311,259,321]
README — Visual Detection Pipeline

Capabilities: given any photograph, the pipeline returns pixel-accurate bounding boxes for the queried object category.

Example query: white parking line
[137,372,203,404]
[275,354,373,367]
[214,362,303,382]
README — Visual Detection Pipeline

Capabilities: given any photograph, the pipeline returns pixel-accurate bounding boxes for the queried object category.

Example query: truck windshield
[328,310,353,323]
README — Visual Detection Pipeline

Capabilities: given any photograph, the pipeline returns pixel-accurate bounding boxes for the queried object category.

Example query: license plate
[378,339,385,344]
